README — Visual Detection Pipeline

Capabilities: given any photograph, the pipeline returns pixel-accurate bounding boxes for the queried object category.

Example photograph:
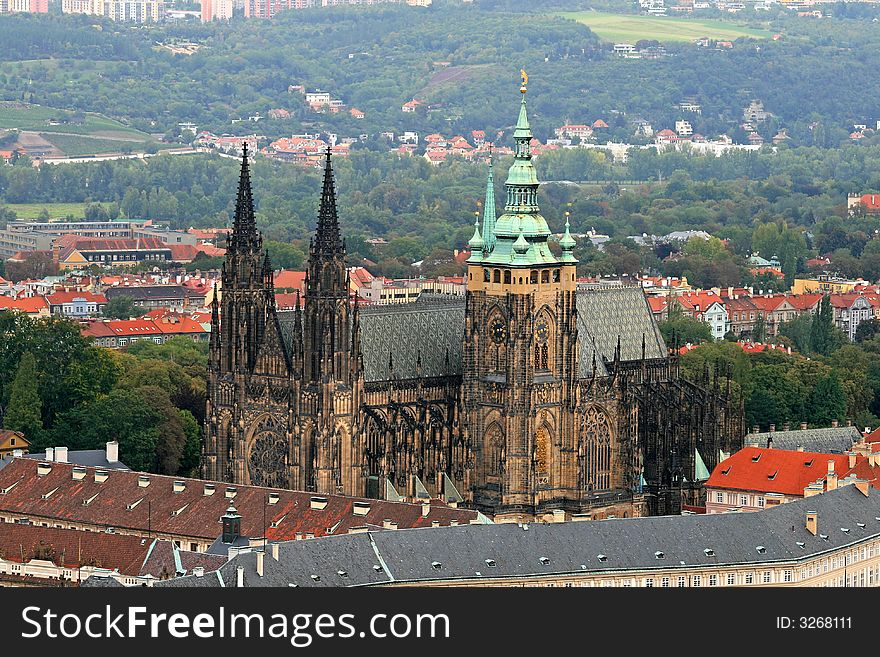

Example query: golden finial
[520,69,528,94]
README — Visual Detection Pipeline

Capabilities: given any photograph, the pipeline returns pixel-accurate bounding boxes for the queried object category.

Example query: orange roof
[707,447,850,496]
[46,291,107,305]
[195,243,226,257]
[676,291,723,312]
[750,294,789,312]
[0,296,49,313]
[167,244,201,262]
[788,293,823,310]
[274,269,306,291]
[592,119,609,128]
[274,293,301,310]
[647,297,669,313]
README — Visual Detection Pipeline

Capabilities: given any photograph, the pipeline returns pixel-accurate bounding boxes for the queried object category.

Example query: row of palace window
[714,491,765,507]
[482,268,562,285]
[86,253,167,262]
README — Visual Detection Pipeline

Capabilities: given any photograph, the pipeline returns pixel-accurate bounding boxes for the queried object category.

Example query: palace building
[202,85,744,520]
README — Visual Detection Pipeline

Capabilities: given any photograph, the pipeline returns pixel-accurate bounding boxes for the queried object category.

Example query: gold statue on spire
[520,69,528,93]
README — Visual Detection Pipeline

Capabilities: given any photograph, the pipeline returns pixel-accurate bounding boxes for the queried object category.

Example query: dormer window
[654,551,665,560]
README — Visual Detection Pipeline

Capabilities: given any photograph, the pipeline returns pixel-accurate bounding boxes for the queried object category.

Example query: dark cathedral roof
[576,284,667,377]
[278,285,664,383]
[358,295,465,382]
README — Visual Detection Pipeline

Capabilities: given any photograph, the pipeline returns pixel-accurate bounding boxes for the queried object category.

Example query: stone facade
[202,90,743,519]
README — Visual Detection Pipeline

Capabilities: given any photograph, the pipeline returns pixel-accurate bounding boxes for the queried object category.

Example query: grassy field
[556,11,772,43]
[0,202,114,220]
[37,133,157,157]
[0,102,154,140]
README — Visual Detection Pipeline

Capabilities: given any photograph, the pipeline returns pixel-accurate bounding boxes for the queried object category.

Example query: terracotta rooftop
[0,459,485,544]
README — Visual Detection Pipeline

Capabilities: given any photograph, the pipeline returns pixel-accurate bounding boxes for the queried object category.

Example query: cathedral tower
[298,149,360,494]
[463,75,580,515]
[204,145,292,487]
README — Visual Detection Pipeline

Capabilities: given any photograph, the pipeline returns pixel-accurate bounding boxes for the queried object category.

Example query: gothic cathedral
[202,86,744,520]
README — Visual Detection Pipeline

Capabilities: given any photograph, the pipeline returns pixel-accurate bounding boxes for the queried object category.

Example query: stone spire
[481,157,497,252]
[229,142,260,254]
[313,148,344,257]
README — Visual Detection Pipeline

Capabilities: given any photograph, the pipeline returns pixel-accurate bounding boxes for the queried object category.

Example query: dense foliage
[0,313,205,476]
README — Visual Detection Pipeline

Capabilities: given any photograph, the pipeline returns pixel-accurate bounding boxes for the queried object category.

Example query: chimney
[382,519,398,530]
[805,511,818,536]
[45,448,54,462]
[271,543,280,561]
[106,441,119,464]
[831,419,839,428]
[767,435,773,449]
[193,567,204,577]
[848,452,857,469]
[551,509,566,523]
[769,423,776,432]
[55,447,68,463]
[236,565,244,588]
[782,423,790,432]
[800,422,808,430]
[752,425,760,434]
[826,461,838,491]
[256,550,265,577]
[421,502,431,518]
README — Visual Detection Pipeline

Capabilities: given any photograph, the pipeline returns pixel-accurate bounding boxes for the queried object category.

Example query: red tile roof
[46,291,107,305]
[707,447,851,496]
[0,296,49,313]
[0,523,152,576]
[274,269,306,291]
[0,459,481,543]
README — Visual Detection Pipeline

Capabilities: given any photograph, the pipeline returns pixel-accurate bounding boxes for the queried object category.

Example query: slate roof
[745,427,862,454]
[155,485,880,587]
[277,285,665,383]
[0,450,130,472]
[576,284,667,376]
[358,295,465,381]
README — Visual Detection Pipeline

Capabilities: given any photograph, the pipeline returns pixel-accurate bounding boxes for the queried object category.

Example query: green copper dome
[467,215,484,262]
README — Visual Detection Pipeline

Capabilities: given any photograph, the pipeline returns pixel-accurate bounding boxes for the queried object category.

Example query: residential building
[848,193,880,216]
[792,276,864,295]
[721,292,758,337]
[830,294,874,341]
[675,120,693,136]
[104,284,187,311]
[674,291,729,339]
[46,290,108,318]
[148,484,880,588]
[200,0,232,20]
[53,235,172,269]
[554,124,594,141]
[0,0,48,12]
[0,295,50,317]
[705,445,879,514]
[0,430,27,458]
[82,313,209,347]
[61,0,165,21]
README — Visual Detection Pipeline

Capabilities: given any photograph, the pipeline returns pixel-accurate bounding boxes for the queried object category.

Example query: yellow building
[792,276,863,295]
[0,430,28,458]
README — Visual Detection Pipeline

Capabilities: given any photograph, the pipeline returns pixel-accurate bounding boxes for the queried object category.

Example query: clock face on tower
[491,319,507,344]
[535,320,550,344]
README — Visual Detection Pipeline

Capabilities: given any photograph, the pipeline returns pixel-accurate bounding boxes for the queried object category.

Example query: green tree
[103,295,137,320]
[779,314,813,354]
[807,373,847,427]
[3,351,43,447]
[752,314,767,343]
[658,306,712,346]
[810,296,845,356]
[855,318,880,343]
